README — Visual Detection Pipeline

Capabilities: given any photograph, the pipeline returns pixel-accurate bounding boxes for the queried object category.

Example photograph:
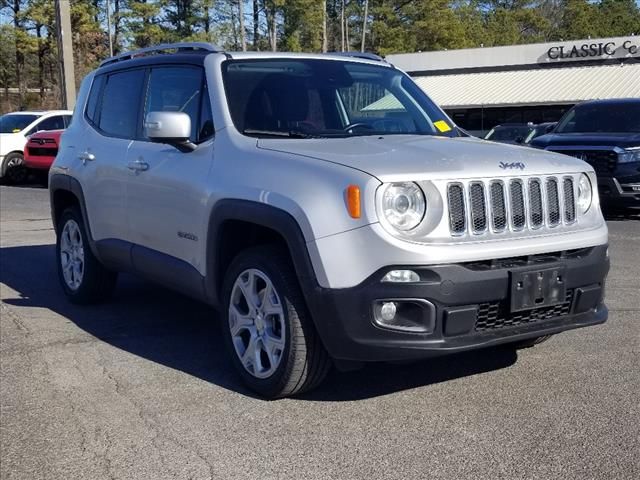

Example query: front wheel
[222,246,331,398]
[56,207,117,304]
[1,152,28,185]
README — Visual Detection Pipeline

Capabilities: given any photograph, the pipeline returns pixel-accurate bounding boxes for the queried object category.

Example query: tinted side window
[86,74,106,124]
[98,69,145,138]
[144,66,207,143]
[37,116,65,131]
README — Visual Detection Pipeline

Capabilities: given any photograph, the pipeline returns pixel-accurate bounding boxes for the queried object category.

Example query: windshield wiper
[243,129,323,139]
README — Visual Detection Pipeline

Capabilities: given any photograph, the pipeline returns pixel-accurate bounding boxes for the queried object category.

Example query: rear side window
[144,66,213,143]
[97,69,145,138]
[85,75,106,124]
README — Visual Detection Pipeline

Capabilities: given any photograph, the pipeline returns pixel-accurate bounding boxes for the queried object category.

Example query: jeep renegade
[50,43,609,398]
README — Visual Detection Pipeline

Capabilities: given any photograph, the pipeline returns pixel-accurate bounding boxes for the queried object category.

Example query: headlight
[618,147,640,164]
[577,173,592,214]
[381,182,426,231]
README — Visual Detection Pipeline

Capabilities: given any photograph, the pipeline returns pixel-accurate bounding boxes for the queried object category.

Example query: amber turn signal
[346,184,361,219]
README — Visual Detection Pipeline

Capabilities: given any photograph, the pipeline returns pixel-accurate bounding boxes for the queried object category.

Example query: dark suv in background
[530,99,640,209]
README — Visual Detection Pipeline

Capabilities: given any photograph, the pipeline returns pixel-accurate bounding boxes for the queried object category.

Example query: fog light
[380,302,397,321]
[381,269,420,283]
[373,299,435,333]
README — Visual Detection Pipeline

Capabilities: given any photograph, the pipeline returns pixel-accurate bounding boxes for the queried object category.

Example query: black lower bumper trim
[305,245,609,362]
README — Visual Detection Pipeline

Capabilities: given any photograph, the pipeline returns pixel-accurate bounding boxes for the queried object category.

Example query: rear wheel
[222,246,331,398]
[1,152,28,185]
[56,207,117,304]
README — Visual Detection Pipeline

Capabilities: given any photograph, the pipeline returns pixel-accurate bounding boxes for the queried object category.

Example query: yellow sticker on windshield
[434,120,452,133]
[12,128,21,133]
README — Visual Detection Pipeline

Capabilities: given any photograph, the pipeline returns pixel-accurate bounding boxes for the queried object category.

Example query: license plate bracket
[510,266,567,312]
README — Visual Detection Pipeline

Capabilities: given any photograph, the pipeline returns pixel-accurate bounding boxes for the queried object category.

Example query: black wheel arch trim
[205,199,320,308]
[49,173,103,262]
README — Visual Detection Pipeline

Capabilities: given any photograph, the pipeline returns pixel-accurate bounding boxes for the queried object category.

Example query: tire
[1,152,28,185]
[509,335,554,349]
[222,246,331,398]
[56,207,117,304]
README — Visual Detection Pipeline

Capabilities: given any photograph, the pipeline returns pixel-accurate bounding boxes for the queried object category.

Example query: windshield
[222,59,457,138]
[555,102,640,134]
[485,126,532,142]
[0,114,40,133]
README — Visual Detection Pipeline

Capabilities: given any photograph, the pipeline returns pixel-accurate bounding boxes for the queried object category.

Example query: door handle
[127,159,149,173]
[78,151,95,165]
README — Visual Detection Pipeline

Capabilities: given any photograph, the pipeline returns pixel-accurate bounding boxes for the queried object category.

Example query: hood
[29,129,64,139]
[257,135,590,181]
[531,132,640,149]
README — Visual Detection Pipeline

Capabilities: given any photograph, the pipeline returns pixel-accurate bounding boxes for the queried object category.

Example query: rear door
[75,68,145,244]
[125,65,215,276]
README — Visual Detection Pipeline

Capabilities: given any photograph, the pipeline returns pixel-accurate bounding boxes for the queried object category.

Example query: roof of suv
[4,110,71,116]
[96,43,390,74]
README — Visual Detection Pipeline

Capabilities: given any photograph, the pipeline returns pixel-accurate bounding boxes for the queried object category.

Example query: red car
[23,129,63,171]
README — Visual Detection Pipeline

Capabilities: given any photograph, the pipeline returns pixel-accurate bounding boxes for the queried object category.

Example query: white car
[0,110,72,183]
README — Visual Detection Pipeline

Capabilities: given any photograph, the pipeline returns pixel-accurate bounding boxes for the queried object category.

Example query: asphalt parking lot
[1,184,638,480]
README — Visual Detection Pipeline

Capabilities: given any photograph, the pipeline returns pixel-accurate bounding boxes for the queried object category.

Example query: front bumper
[23,153,55,170]
[597,164,640,207]
[306,245,609,362]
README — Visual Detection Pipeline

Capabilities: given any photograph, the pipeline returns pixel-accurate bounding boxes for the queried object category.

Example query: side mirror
[144,111,195,152]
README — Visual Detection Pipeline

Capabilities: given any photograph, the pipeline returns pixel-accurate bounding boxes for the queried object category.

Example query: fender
[205,199,320,308]
[49,173,103,261]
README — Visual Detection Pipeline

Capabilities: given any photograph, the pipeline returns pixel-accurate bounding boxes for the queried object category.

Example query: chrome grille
[447,175,578,236]
[546,178,560,226]
[529,179,543,228]
[563,178,576,223]
[490,182,507,232]
[448,184,466,234]
[509,180,526,230]
[469,182,487,233]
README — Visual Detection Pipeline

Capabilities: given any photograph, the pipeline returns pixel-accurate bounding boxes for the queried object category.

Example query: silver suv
[50,43,609,398]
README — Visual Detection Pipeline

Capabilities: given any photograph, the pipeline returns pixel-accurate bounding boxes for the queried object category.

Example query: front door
[125,65,215,276]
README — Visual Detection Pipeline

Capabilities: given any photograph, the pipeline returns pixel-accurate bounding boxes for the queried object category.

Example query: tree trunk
[341,0,345,51]
[361,0,368,52]
[345,6,350,52]
[322,0,327,52]
[266,3,277,52]
[13,0,25,107]
[238,0,247,51]
[37,24,45,101]
[253,0,259,50]
[114,0,121,53]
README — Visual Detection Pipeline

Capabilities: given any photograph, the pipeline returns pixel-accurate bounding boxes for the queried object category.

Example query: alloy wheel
[60,219,85,290]
[228,269,286,379]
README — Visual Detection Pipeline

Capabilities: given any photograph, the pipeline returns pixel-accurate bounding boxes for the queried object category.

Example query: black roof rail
[99,42,223,67]
[327,51,385,62]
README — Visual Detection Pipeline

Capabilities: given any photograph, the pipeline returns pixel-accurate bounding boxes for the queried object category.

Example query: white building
[387,35,640,135]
